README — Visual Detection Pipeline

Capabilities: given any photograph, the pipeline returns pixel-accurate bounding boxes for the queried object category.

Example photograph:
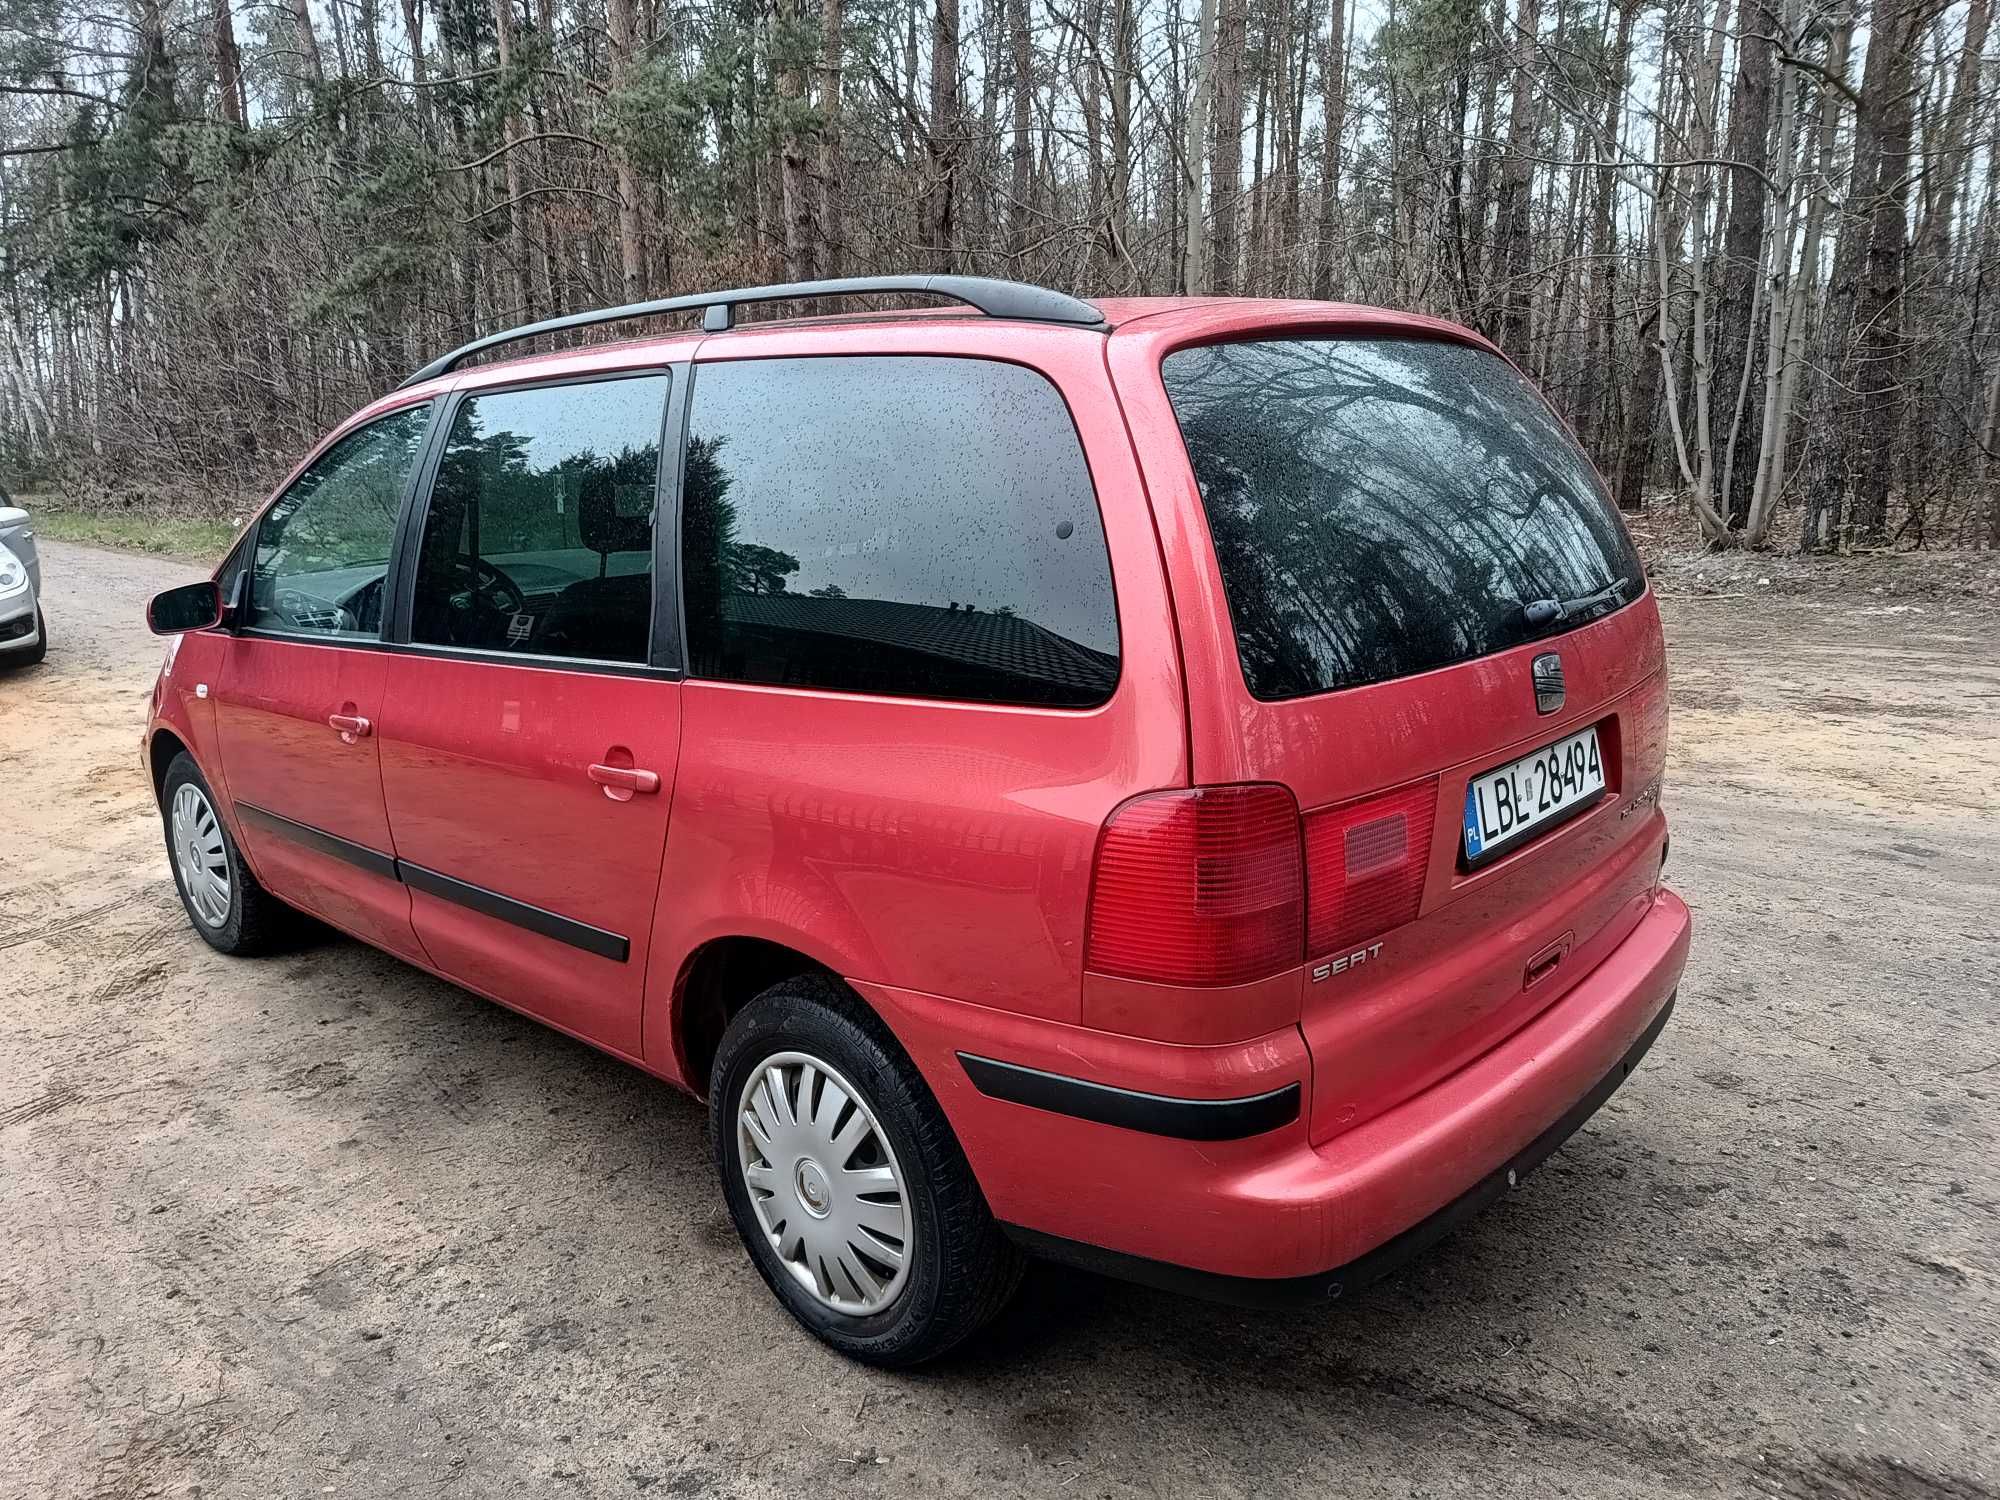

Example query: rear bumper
[1009,991,1674,1305]
[862,886,1690,1286]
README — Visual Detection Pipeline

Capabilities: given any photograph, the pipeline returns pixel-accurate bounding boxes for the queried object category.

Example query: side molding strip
[957,1054,1301,1141]
[398,861,629,963]
[235,802,398,881]
[234,800,628,962]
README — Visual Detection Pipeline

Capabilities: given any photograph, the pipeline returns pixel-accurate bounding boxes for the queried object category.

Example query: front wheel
[710,975,1022,1366]
[159,751,295,954]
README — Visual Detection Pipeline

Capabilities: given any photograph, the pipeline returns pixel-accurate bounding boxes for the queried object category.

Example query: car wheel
[160,751,293,955]
[710,974,1023,1366]
[14,606,46,666]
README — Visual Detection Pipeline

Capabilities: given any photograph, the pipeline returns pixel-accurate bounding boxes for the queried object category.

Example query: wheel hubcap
[736,1051,912,1315]
[170,783,231,928]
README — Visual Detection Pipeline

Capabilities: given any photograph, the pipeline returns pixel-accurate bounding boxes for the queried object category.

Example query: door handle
[588,762,661,796]
[328,712,372,740]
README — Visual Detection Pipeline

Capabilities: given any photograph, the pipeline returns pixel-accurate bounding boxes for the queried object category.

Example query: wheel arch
[667,935,846,1098]
[148,726,191,806]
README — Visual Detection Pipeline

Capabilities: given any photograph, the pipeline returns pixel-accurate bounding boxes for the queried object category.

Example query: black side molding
[1003,991,1677,1309]
[957,1054,1301,1142]
[234,801,628,962]
[236,802,398,881]
[399,861,628,963]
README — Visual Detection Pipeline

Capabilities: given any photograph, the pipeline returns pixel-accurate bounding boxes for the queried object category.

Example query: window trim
[675,351,1123,711]
[235,398,441,648]
[385,364,686,680]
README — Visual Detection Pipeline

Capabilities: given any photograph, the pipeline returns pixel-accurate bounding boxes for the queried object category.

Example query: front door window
[247,404,431,639]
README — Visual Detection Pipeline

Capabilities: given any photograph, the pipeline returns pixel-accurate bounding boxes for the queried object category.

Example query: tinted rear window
[1162,337,1644,700]
[680,355,1119,707]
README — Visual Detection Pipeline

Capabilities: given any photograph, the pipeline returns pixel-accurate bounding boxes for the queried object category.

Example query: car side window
[247,404,431,638]
[408,374,668,666]
[679,356,1120,708]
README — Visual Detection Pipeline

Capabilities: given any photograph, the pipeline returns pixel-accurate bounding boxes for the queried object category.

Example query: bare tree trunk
[817,0,844,278]
[491,0,530,318]
[1712,0,1775,528]
[1491,0,1542,359]
[1184,0,1220,292]
[607,0,648,297]
[1107,0,1135,282]
[777,0,816,281]
[1209,0,1248,294]
[287,0,324,84]
[399,0,427,87]
[1583,0,1636,464]
[1310,0,1347,297]
[1008,0,1031,259]
[1851,0,1938,543]
[921,0,961,270]
[212,0,246,125]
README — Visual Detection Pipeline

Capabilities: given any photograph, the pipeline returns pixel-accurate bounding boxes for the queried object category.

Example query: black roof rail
[398,274,1106,388]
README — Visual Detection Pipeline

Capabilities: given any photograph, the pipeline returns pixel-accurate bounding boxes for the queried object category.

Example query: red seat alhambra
[143,276,1690,1365]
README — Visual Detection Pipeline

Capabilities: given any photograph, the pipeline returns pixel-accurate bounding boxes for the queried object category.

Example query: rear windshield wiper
[1522,578,1629,628]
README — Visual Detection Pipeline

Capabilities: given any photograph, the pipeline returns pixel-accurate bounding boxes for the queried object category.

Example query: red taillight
[1305,779,1438,955]
[1086,784,1303,987]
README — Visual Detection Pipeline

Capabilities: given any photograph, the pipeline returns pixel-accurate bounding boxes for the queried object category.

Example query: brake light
[1085,784,1303,986]
[1305,779,1438,955]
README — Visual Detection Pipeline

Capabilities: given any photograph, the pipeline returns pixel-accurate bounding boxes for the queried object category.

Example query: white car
[0,502,46,666]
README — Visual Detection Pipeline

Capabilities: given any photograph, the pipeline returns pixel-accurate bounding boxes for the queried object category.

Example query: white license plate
[1462,725,1606,865]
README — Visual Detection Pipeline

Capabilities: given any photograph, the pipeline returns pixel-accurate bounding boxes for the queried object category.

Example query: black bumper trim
[958,1053,1301,1142]
[1001,991,1676,1308]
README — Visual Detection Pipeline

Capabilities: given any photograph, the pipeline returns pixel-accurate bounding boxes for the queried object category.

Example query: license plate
[1462,725,1606,865]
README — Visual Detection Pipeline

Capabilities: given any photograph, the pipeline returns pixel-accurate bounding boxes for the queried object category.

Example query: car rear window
[1161,337,1645,701]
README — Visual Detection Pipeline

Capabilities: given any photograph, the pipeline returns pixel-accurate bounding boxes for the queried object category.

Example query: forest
[1,0,1996,552]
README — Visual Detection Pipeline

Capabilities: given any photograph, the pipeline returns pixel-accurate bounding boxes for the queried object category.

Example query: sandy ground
[1,539,1995,1500]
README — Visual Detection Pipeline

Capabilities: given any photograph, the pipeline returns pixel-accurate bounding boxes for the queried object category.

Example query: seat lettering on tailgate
[1312,941,1384,983]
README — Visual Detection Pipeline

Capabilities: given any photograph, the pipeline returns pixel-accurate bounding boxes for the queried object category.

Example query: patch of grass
[28,506,238,565]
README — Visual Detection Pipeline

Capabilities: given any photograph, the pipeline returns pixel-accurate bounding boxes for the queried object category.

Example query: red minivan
[143,276,1689,1365]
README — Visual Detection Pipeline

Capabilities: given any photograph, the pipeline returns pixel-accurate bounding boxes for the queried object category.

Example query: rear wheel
[160,751,293,954]
[710,975,1022,1366]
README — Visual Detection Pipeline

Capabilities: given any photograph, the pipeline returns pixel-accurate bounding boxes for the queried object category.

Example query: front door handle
[588,762,661,798]
[328,712,372,741]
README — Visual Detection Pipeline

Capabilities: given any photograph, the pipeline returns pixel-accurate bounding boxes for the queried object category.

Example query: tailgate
[1149,330,1670,1144]
[1286,604,1668,1143]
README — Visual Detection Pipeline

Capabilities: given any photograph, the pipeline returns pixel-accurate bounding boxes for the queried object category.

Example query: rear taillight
[1304,779,1438,956]
[1085,784,1303,986]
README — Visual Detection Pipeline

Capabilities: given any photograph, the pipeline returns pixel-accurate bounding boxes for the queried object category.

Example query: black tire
[19,607,46,665]
[710,974,1023,1366]
[159,751,294,955]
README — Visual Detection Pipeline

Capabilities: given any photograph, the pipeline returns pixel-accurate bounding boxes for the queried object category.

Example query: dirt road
[3,539,1995,1499]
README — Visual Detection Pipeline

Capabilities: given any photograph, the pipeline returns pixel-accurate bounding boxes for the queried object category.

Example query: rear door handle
[328,713,372,739]
[588,763,661,796]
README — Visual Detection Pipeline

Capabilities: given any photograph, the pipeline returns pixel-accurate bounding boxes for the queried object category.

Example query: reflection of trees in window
[266,409,427,573]
[432,403,657,556]
[1166,339,1642,699]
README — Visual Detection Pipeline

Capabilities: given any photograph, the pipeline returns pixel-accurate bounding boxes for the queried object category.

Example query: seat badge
[1532,653,1565,715]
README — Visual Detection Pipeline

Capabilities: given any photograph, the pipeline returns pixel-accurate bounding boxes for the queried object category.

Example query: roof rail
[397,274,1107,388]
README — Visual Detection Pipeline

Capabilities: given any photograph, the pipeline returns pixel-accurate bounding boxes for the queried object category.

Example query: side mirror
[148,580,223,635]
[0,506,28,530]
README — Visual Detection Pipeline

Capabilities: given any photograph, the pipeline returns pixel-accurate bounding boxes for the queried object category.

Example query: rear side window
[1162,338,1644,701]
[679,356,1119,707]
[410,374,668,665]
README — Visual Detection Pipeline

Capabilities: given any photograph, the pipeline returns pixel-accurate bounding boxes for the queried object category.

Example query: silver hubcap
[170,783,231,928]
[736,1051,912,1315]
